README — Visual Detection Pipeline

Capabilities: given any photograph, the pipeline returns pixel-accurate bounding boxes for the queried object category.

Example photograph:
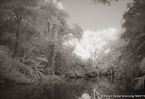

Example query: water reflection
[78,89,102,99]
[0,77,140,99]
[79,93,91,99]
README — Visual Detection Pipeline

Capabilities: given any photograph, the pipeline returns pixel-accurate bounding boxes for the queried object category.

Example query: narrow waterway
[0,77,144,99]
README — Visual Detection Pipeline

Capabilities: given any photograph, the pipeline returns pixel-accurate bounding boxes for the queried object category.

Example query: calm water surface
[0,77,144,99]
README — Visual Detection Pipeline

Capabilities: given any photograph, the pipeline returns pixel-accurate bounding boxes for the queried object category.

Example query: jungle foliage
[0,0,86,83]
[0,0,145,88]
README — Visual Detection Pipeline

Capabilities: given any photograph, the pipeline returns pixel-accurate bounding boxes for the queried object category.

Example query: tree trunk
[51,25,58,76]
[51,44,56,75]
[13,21,20,58]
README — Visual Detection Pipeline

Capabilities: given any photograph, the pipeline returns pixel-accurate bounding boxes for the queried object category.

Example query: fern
[0,45,50,83]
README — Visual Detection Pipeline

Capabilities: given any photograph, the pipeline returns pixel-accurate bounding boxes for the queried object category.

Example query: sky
[61,0,133,60]
[62,0,133,31]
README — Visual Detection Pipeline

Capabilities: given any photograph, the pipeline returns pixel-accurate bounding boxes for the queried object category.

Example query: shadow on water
[0,77,144,99]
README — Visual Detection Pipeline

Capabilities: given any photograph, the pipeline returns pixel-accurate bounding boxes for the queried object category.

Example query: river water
[0,77,144,99]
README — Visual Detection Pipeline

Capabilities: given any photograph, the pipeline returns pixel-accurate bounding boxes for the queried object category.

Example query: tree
[0,0,39,57]
[33,0,70,75]
[121,0,145,57]
[112,0,145,80]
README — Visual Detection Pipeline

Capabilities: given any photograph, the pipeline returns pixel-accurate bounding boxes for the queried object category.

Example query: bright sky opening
[64,28,119,60]
[61,0,132,60]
